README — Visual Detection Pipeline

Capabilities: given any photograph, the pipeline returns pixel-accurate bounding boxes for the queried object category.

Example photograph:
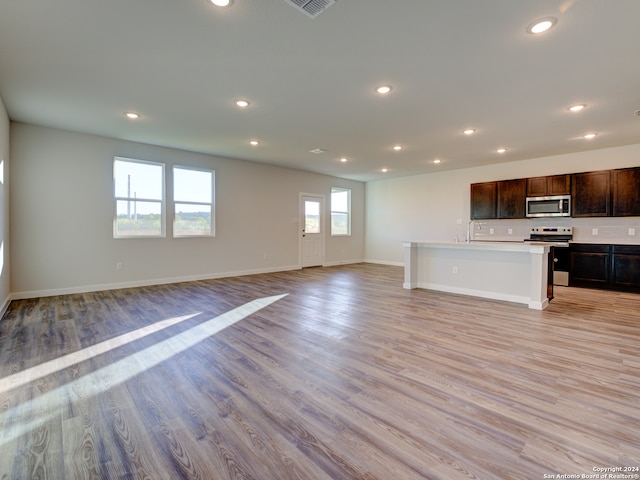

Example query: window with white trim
[330,187,351,236]
[173,165,215,237]
[114,157,165,238]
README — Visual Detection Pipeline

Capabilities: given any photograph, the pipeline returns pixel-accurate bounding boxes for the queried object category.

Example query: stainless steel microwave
[526,195,571,217]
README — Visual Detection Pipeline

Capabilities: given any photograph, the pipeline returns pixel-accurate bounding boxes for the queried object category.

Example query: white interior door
[301,194,324,267]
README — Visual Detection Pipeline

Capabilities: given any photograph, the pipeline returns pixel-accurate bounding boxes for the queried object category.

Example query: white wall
[10,123,365,297]
[365,144,640,265]
[0,97,10,313]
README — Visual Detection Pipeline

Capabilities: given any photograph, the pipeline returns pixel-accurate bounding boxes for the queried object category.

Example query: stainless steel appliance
[525,227,572,286]
[526,195,571,218]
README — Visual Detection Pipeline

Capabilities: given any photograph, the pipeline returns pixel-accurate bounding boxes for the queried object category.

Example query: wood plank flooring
[0,263,638,479]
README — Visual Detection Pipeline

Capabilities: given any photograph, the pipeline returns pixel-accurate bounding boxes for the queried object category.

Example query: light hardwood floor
[0,264,638,479]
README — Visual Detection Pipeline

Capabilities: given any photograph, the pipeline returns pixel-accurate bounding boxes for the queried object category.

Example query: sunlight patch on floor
[0,294,288,447]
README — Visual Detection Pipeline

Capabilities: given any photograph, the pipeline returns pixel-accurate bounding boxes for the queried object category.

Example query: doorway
[300,194,325,267]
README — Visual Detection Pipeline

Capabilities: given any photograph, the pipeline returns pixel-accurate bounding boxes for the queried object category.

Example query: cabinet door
[526,176,547,197]
[612,167,640,216]
[547,174,571,195]
[497,179,525,219]
[470,182,497,219]
[526,174,570,197]
[569,244,611,289]
[611,245,640,292]
[571,170,611,217]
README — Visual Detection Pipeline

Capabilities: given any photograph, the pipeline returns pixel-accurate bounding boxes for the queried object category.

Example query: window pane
[331,212,349,235]
[174,168,212,203]
[331,189,349,212]
[305,200,320,233]
[174,203,212,236]
[173,166,214,237]
[115,200,162,236]
[114,159,163,200]
[330,187,351,236]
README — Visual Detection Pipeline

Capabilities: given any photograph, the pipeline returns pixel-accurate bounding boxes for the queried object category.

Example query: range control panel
[530,227,573,236]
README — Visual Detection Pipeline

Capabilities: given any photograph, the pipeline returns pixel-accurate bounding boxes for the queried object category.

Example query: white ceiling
[0,0,639,182]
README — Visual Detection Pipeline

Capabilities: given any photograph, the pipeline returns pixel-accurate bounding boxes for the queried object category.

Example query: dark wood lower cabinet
[611,245,640,291]
[570,243,640,293]
[570,244,610,289]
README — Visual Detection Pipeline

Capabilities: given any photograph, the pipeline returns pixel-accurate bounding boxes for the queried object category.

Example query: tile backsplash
[472,217,640,244]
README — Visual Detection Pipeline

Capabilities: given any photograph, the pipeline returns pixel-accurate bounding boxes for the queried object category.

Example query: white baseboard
[322,259,364,267]
[0,295,11,318]
[415,282,530,307]
[363,258,404,267]
[9,264,302,301]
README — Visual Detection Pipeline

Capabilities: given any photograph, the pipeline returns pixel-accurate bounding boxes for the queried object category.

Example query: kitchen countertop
[402,240,552,251]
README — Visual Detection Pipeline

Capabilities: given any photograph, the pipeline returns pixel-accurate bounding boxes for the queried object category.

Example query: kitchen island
[403,241,552,309]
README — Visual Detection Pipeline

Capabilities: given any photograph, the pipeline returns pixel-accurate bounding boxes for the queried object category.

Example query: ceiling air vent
[284,0,336,19]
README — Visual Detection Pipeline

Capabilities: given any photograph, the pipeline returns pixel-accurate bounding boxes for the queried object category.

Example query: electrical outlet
[456,219,462,225]
[116,262,123,271]
[629,228,636,236]
[489,228,495,235]
[508,228,513,235]
[592,228,598,235]
[452,266,458,274]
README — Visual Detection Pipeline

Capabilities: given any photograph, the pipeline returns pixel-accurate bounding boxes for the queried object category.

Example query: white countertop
[402,240,551,252]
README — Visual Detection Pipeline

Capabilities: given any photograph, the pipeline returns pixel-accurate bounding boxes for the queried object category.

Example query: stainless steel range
[526,227,573,286]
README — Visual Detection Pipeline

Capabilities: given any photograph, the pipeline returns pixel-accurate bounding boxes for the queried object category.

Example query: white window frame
[113,157,166,239]
[173,165,215,238]
[330,187,351,236]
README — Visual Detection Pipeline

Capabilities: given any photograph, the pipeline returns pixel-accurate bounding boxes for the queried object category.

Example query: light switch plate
[629,228,636,236]
[592,228,598,235]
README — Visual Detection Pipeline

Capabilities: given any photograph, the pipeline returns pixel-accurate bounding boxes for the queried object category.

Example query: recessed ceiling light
[526,17,557,34]
[376,85,393,95]
[497,148,507,154]
[125,112,140,119]
[463,128,476,135]
[568,104,586,112]
[381,168,388,173]
[433,159,441,164]
[249,140,259,146]
[393,145,403,151]
[310,148,326,154]
[339,157,348,163]
[208,0,233,6]
[235,99,250,108]
[584,133,597,139]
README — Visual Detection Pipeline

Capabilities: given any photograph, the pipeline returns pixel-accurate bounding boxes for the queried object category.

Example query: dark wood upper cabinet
[612,167,640,217]
[548,174,572,195]
[497,178,526,219]
[472,168,639,220]
[571,170,611,217]
[526,176,547,197]
[526,174,571,197]
[470,182,497,219]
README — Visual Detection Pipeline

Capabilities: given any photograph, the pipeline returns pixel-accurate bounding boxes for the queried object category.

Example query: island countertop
[402,240,553,252]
